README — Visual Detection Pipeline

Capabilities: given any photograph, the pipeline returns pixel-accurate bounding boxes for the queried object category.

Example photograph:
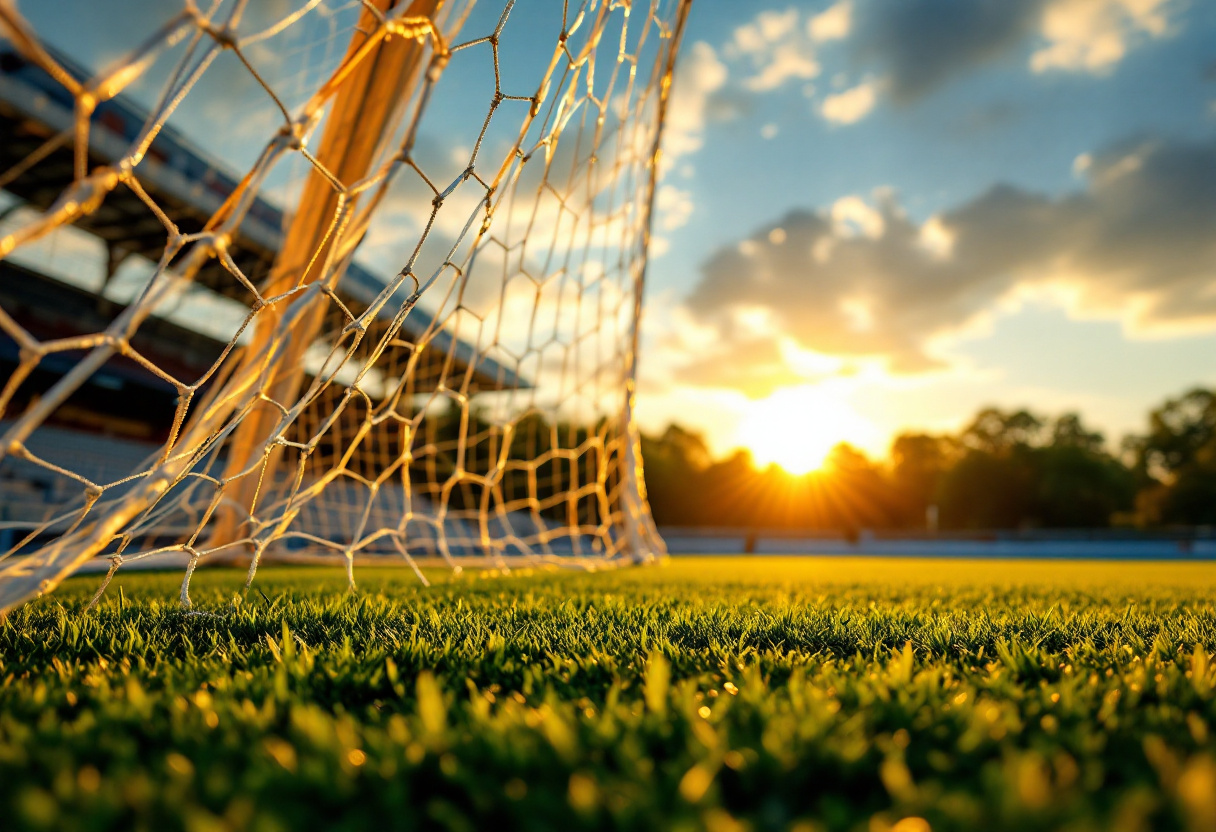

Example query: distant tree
[1145,468,1216,526]
[939,408,1134,529]
[1137,388,1216,476]
[1034,443,1137,527]
[1051,413,1105,451]
[698,451,761,526]
[641,425,714,526]
[961,408,1046,454]
[1128,388,1216,525]
[642,404,1140,533]
[650,424,713,470]
[821,443,904,532]
[889,433,958,527]
[641,428,908,530]
[938,450,1035,529]
[1035,414,1135,527]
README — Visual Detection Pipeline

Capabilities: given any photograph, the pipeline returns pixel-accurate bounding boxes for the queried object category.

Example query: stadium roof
[0,42,525,394]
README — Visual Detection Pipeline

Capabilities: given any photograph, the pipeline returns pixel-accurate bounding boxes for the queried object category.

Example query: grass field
[2,557,1216,832]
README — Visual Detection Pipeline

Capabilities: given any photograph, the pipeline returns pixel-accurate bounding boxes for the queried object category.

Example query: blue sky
[637,0,1216,458]
[15,0,1216,462]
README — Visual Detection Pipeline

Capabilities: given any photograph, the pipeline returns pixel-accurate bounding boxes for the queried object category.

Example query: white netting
[0,0,689,612]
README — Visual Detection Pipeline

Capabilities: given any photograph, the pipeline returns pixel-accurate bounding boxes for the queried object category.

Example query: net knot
[61,167,121,213]
[276,116,313,152]
[198,18,238,50]
[201,231,233,260]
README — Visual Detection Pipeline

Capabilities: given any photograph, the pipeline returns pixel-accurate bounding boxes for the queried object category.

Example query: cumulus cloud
[654,42,736,243]
[854,0,1041,102]
[830,194,886,237]
[677,335,809,398]
[655,184,695,232]
[731,8,800,52]
[664,42,729,163]
[1031,0,1173,73]
[809,1,853,42]
[681,135,1216,387]
[820,80,880,124]
[696,6,871,125]
[851,0,1179,102]
[746,43,822,92]
[691,0,1178,130]
[726,8,822,93]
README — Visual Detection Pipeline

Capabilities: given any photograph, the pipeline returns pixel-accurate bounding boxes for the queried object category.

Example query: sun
[738,385,870,475]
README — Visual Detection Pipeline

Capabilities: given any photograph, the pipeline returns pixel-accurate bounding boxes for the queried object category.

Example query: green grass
[2,557,1216,832]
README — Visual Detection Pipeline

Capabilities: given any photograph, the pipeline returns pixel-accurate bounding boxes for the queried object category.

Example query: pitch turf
[2,557,1216,832]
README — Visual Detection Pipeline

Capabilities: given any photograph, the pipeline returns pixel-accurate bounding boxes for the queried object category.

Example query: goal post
[0,0,689,614]
[207,0,444,550]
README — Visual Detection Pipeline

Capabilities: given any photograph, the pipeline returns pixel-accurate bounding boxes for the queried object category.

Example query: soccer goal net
[0,0,688,613]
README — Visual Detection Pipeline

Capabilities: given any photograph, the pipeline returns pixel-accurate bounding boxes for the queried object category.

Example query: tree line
[641,386,1216,531]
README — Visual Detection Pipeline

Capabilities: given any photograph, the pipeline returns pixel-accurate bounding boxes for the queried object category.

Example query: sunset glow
[738,385,871,475]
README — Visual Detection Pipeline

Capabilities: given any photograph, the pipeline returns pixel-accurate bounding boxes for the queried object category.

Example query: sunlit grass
[2,557,1215,831]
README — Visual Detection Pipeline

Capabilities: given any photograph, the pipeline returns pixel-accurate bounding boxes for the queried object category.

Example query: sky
[639,0,1216,464]
[11,0,1216,468]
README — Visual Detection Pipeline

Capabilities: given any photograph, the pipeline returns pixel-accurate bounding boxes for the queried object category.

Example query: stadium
[2,2,1215,831]
[0,41,581,567]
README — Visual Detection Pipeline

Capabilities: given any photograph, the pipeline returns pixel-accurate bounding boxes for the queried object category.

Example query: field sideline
[2,557,1216,831]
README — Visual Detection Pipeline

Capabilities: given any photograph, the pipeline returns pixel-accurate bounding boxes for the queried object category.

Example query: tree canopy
[639,390,1214,531]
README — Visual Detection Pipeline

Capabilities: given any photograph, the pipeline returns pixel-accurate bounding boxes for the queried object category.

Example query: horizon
[3,7,1216,827]
[12,0,1216,472]
[639,0,1216,466]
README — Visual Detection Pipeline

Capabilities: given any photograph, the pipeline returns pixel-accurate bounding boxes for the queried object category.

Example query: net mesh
[0,0,688,613]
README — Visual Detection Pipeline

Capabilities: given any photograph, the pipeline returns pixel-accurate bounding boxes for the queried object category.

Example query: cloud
[830,194,886,237]
[680,135,1216,388]
[731,9,801,53]
[693,6,866,125]
[851,0,1179,102]
[809,1,853,42]
[820,80,879,124]
[700,0,1178,129]
[745,43,822,92]
[665,42,729,162]
[853,0,1045,101]
[726,9,822,93]
[1031,0,1173,73]
[655,43,730,242]
[677,335,808,398]
[655,185,694,232]
[640,298,848,400]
